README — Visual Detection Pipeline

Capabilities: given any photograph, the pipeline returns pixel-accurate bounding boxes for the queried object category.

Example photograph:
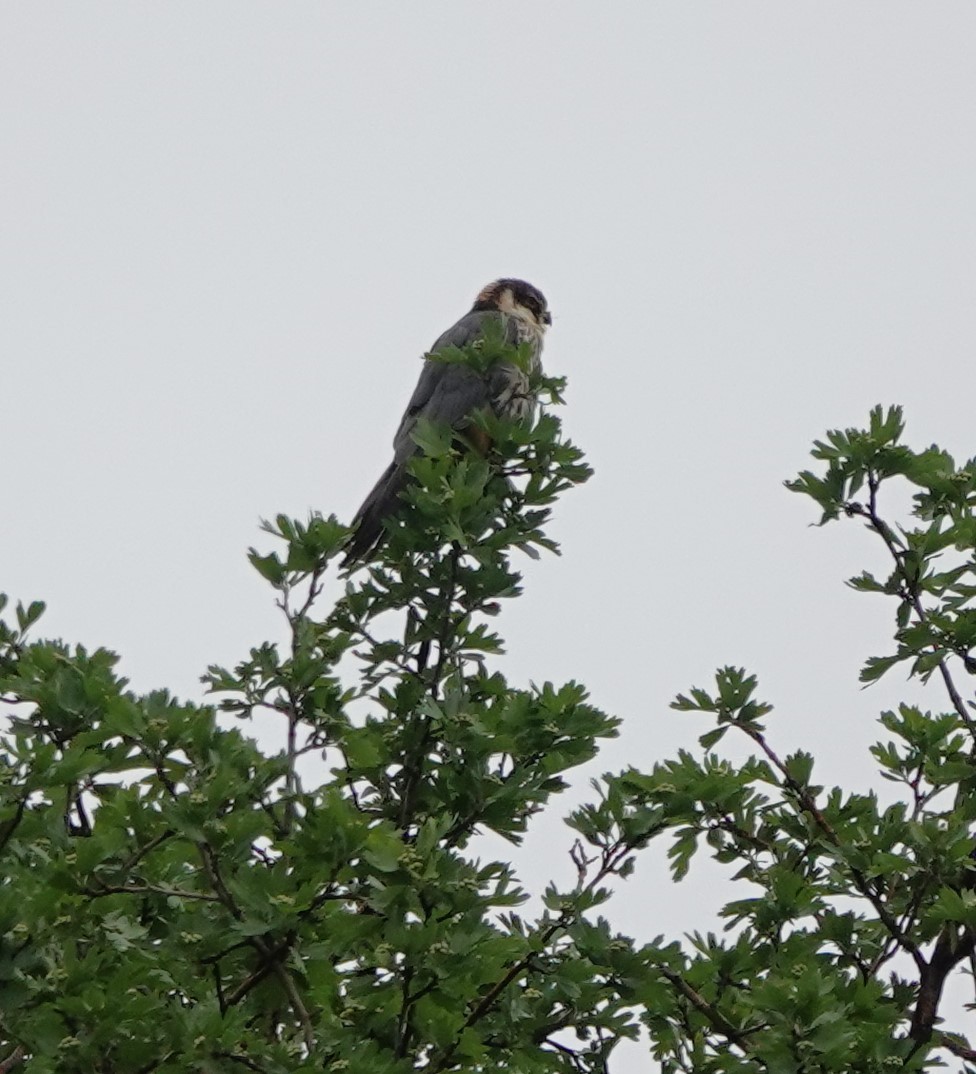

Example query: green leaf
[860,653,904,684]
[247,548,285,585]
[697,726,727,750]
[15,599,45,633]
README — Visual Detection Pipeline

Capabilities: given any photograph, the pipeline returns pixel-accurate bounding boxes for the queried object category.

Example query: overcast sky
[3,5,976,1068]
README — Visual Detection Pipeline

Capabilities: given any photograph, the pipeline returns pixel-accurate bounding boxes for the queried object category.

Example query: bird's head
[472,278,552,332]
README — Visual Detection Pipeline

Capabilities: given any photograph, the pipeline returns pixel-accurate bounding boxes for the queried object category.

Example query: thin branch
[296,565,325,622]
[570,839,595,889]
[863,476,975,733]
[936,1032,976,1062]
[253,795,289,839]
[813,909,872,983]
[223,958,280,1009]
[65,784,92,836]
[281,570,324,835]
[152,755,181,799]
[394,966,415,1059]
[197,841,313,1048]
[84,881,221,902]
[428,834,651,1073]
[655,964,755,1055]
[127,684,315,1050]
[212,962,228,1015]
[199,939,252,966]
[430,927,568,1066]
[738,723,926,972]
[298,885,360,921]
[356,621,422,681]
[285,698,300,832]
[540,1037,587,1072]
[0,1045,24,1073]
[0,795,28,855]
[397,548,463,832]
[268,959,315,1053]
[857,474,976,1043]
[213,1051,272,1072]
[334,746,364,813]
[430,545,461,696]
[197,842,244,919]
[441,750,547,848]
[118,828,175,874]
[529,1008,578,1046]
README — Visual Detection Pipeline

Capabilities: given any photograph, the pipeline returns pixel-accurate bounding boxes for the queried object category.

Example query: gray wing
[391,310,520,460]
[342,309,517,565]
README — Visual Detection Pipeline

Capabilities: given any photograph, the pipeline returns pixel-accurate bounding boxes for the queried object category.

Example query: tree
[1,336,975,1072]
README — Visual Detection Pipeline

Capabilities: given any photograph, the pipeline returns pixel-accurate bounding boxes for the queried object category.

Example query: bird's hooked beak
[541,310,552,326]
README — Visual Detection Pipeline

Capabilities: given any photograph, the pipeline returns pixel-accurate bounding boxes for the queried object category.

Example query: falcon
[342,278,551,565]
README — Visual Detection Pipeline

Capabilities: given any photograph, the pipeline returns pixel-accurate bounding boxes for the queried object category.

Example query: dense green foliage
[2,365,976,1071]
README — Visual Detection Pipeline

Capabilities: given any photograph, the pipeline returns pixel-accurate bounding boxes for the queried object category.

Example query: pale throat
[496,289,548,343]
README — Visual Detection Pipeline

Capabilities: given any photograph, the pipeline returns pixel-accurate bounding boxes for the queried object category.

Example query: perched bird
[342,278,551,565]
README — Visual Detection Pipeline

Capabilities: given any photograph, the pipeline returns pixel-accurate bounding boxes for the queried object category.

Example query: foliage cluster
[2,334,976,1074]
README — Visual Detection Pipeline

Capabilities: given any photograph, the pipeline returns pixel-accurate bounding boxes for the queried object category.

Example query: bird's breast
[490,314,544,423]
[491,362,536,424]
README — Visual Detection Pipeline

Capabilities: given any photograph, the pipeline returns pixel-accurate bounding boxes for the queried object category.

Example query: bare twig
[84,881,221,902]
[936,1032,976,1062]
[394,967,415,1059]
[65,784,92,836]
[118,828,175,874]
[268,960,315,1053]
[213,1050,272,1072]
[540,1037,586,1072]
[430,544,462,696]
[655,964,755,1055]
[0,1045,25,1073]
[213,962,227,1015]
[570,839,594,890]
[223,956,280,1008]
[0,795,28,855]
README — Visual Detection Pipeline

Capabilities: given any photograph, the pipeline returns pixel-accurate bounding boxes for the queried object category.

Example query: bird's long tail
[341,459,410,567]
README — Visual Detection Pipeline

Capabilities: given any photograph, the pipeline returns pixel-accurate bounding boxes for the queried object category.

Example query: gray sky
[3,4,976,1067]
